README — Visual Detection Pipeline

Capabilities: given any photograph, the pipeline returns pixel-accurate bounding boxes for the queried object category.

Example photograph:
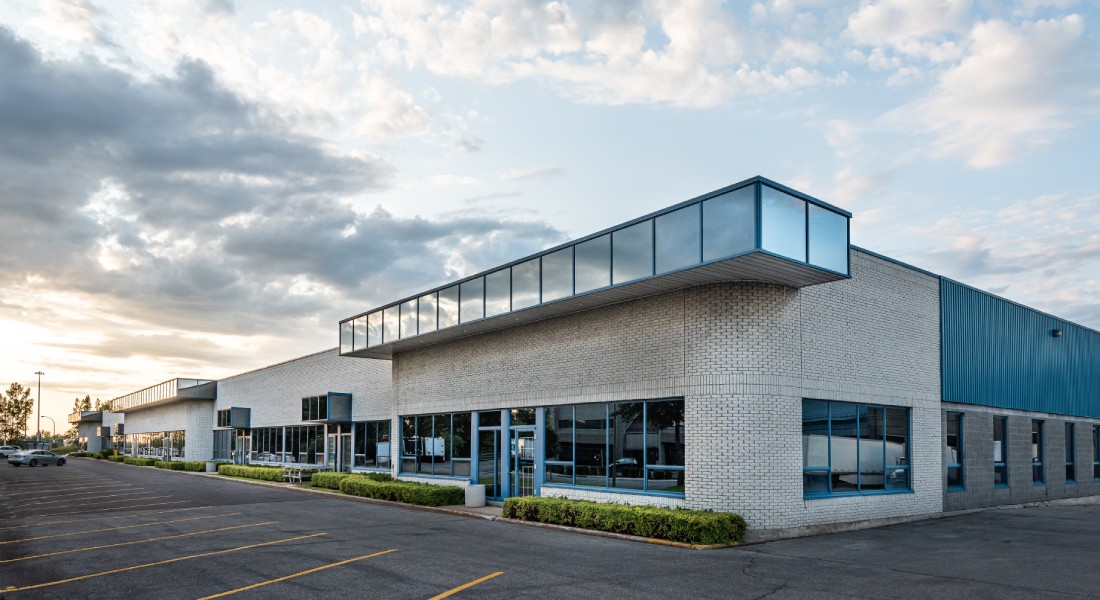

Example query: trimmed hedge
[123,457,157,466]
[502,497,747,545]
[69,451,94,457]
[107,455,126,462]
[155,460,207,472]
[217,464,286,482]
[313,471,394,490]
[339,477,464,507]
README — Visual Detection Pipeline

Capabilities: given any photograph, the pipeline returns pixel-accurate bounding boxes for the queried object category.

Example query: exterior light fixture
[1052,329,1063,337]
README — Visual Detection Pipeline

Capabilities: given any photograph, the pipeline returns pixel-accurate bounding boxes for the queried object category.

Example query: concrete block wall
[390,249,944,532]
[942,402,1100,511]
[216,348,393,428]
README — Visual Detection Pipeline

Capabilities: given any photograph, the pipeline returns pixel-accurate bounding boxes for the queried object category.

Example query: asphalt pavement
[2,458,1099,599]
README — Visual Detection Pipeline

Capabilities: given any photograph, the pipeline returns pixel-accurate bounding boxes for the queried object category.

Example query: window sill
[804,489,913,500]
[396,473,471,482]
[947,487,966,493]
[542,483,685,499]
[994,484,1009,489]
[1032,482,1046,487]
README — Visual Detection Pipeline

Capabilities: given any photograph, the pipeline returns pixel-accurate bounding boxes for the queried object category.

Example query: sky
[0,0,1098,434]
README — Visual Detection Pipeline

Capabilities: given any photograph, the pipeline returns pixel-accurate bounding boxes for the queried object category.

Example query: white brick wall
[123,399,214,460]
[390,249,943,532]
[217,348,393,427]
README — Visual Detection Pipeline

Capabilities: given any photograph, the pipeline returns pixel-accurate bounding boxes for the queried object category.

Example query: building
[95,176,1100,539]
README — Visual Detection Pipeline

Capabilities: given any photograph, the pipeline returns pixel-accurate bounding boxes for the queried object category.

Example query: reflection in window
[802,399,911,497]
[399,299,418,339]
[702,185,755,261]
[353,420,391,469]
[655,204,701,274]
[438,285,459,329]
[761,185,807,262]
[808,204,849,274]
[543,399,684,495]
[485,269,510,317]
[339,321,353,354]
[418,293,437,334]
[511,408,536,426]
[512,258,540,310]
[994,416,1008,486]
[352,316,367,351]
[460,277,484,323]
[574,234,610,294]
[1032,420,1044,484]
[399,412,473,478]
[367,311,383,347]
[946,412,963,489]
[612,220,653,285]
[541,247,573,302]
[383,306,400,343]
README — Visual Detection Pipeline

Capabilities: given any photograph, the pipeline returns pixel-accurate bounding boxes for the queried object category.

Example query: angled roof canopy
[340,176,851,360]
[111,378,217,413]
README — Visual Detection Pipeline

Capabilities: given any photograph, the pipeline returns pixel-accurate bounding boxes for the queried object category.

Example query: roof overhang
[344,250,844,360]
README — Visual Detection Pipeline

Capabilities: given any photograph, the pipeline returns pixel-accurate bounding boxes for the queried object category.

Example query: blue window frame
[1093,426,1100,481]
[802,399,911,498]
[993,416,1008,487]
[946,412,964,490]
[543,399,685,497]
[1031,420,1044,485]
[1065,422,1076,483]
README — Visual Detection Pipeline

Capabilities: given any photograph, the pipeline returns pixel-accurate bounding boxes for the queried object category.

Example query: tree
[67,395,93,439]
[95,398,111,411]
[0,383,34,444]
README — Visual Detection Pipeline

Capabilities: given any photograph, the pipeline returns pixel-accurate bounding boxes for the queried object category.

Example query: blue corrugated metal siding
[941,279,1100,417]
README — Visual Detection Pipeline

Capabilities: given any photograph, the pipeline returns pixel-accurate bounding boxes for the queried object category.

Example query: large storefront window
[543,398,685,496]
[802,399,910,497]
[353,420,391,469]
[400,412,472,477]
[128,431,185,459]
[246,425,324,465]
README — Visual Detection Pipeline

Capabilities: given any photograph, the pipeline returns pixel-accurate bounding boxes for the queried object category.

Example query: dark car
[8,450,66,467]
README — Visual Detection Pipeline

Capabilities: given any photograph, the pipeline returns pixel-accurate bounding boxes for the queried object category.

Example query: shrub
[501,497,747,545]
[69,451,93,457]
[311,472,353,489]
[217,464,285,482]
[339,477,465,507]
[107,455,125,462]
[155,460,207,471]
[123,457,157,466]
[96,448,113,459]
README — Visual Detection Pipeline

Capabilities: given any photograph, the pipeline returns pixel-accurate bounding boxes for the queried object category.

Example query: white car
[0,445,21,459]
[8,450,66,467]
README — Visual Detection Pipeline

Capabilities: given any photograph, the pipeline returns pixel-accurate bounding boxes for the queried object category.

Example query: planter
[205,460,218,473]
[465,484,486,508]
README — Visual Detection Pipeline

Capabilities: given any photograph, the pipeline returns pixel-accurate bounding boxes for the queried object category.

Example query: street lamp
[41,415,56,438]
[35,371,44,447]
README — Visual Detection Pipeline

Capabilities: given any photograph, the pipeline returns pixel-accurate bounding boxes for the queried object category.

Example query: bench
[283,468,303,483]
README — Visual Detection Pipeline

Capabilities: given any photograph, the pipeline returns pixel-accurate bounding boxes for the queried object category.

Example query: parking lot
[3,459,1100,599]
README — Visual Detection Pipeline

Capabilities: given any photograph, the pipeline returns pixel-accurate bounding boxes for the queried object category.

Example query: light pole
[41,415,56,440]
[35,371,44,447]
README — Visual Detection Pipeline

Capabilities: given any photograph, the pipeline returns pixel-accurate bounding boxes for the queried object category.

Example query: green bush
[123,457,157,466]
[52,444,79,455]
[96,449,114,459]
[501,497,747,545]
[107,455,125,462]
[311,472,353,489]
[69,451,93,457]
[339,477,465,506]
[217,464,285,482]
[155,460,208,471]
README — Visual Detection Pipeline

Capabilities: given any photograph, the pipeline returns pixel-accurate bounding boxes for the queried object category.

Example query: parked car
[8,450,66,467]
[0,445,21,459]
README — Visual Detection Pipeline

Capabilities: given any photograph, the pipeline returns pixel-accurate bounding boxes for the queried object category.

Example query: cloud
[357,0,833,107]
[498,165,564,180]
[898,191,1100,328]
[885,15,1094,167]
[0,26,567,351]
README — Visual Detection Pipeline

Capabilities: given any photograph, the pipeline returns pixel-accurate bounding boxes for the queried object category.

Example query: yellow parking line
[12,486,141,502]
[429,572,505,600]
[20,500,188,518]
[0,512,243,545]
[13,495,174,516]
[2,533,327,593]
[14,490,159,507]
[196,549,398,599]
[0,507,202,531]
[1,521,278,563]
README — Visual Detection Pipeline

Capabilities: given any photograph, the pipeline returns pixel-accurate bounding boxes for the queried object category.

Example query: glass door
[511,428,536,497]
[340,433,352,472]
[235,431,250,465]
[478,428,501,499]
[326,433,337,471]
